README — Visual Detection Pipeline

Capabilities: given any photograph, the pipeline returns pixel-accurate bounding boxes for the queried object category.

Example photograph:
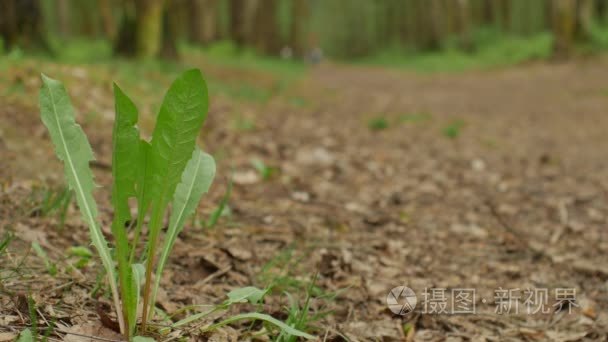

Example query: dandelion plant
[39,69,216,340]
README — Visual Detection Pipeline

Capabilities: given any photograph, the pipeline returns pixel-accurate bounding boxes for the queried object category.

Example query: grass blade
[204,312,315,340]
[150,149,215,318]
[31,242,57,276]
[206,175,232,228]
[39,74,123,333]
[142,69,209,328]
[111,84,142,338]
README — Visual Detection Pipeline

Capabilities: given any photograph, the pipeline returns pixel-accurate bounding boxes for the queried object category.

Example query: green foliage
[151,150,216,317]
[39,74,121,328]
[442,120,465,139]
[233,115,256,131]
[171,285,314,339]
[206,312,315,340]
[32,242,57,276]
[49,38,113,64]
[133,337,155,342]
[359,32,553,72]
[186,41,305,78]
[68,246,93,269]
[0,233,13,256]
[368,117,389,131]
[225,286,268,305]
[251,158,277,180]
[17,329,33,342]
[28,186,72,229]
[39,70,215,339]
[205,177,233,229]
[275,277,328,342]
[27,295,38,340]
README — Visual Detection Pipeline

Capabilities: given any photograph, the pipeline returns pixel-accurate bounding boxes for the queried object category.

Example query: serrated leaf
[111,83,140,222]
[39,75,121,327]
[226,286,268,305]
[111,83,142,338]
[147,69,209,212]
[32,242,56,276]
[142,69,209,322]
[150,149,215,316]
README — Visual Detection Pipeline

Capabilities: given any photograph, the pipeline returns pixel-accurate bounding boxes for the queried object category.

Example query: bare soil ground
[1,58,608,341]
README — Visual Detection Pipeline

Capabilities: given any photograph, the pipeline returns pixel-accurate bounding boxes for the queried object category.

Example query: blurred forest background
[3,0,608,68]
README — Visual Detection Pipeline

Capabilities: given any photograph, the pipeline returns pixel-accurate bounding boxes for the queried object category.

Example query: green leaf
[16,328,33,342]
[147,69,209,212]
[39,74,121,329]
[205,312,315,340]
[150,149,215,317]
[111,83,140,223]
[142,69,209,322]
[206,175,232,228]
[133,336,156,342]
[111,83,141,338]
[32,242,57,276]
[225,286,268,305]
[130,140,152,264]
[171,308,216,328]
[131,263,145,330]
[68,246,93,258]
[137,140,153,212]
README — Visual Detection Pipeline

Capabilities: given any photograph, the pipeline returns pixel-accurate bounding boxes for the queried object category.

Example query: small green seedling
[442,120,464,139]
[0,233,12,256]
[29,186,72,229]
[39,70,215,340]
[368,117,389,131]
[32,242,57,276]
[171,286,314,339]
[233,115,256,131]
[251,158,277,180]
[205,177,233,229]
[68,246,93,269]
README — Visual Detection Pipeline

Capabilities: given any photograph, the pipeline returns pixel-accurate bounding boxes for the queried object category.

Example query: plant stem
[109,273,126,334]
[129,209,146,264]
[111,218,133,340]
[140,205,164,331]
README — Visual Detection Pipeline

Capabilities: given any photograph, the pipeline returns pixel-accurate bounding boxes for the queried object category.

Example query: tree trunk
[551,0,577,58]
[114,0,137,56]
[189,0,219,44]
[0,0,48,52]
[252,0,279,55]
[578,0,595,39]
[290,0,309,56]
[135,0,165,58]
[161,0,179,59]
[99,0,116,41]
[229,0,247,47]
[57,0,70,38]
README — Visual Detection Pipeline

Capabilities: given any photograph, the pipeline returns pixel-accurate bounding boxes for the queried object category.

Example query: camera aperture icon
[387,286,417,315]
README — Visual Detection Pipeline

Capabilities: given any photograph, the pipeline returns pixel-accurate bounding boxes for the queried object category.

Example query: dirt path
[2,59,608,341]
